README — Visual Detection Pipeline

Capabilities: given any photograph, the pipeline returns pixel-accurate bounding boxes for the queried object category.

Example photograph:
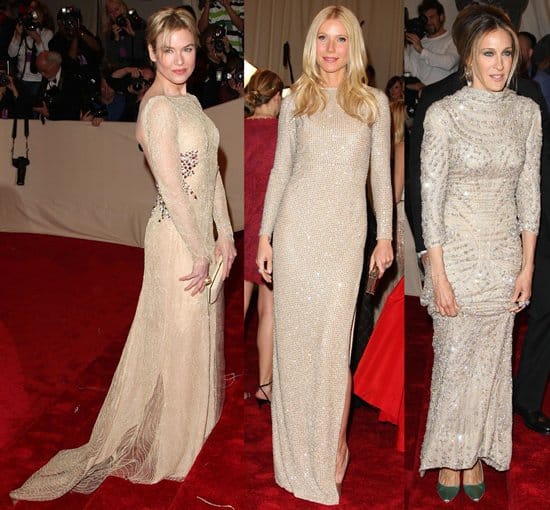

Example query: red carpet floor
[244,293,405,509]
[406,296,550,510]
[0,232,244,510]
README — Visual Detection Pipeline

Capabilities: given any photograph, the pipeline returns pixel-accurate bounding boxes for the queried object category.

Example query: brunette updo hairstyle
[452,4,519,87]
[244,69,284,117]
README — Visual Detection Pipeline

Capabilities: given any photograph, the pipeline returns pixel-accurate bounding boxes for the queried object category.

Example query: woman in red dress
[244,69,283,404]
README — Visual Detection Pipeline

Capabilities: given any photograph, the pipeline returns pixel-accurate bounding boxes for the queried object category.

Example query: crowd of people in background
[404,0,550,118]
[0,0,244,122]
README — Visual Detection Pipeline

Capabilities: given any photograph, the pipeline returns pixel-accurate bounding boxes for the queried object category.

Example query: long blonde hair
[389,100,405,147]
[291,5,378,124]
[102,0,128,35]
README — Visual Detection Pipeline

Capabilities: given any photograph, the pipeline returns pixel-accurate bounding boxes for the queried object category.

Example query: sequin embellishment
[156,149,199,221]
[180,149,199,199]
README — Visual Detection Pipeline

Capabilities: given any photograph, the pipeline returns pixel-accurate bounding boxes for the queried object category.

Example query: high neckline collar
[457,85,513,103]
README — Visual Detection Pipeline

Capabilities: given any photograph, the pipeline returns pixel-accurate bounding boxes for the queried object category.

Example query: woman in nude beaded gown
[11,7,236,502]
[420,5,541,503]
[257,6,393,505]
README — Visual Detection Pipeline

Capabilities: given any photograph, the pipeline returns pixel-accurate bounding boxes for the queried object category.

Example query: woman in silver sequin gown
[257,6,393,505]
[420,6,541,502]
[11,8,236,502]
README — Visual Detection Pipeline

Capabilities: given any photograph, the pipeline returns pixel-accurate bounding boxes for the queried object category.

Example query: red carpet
[0,232,244,510]
[406,296,550,509]
[244,293,405,509]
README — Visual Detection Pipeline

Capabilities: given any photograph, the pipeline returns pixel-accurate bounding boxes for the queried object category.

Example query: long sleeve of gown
[421,103,449,248]
[517,104,541,234]
[370,90,393,240]
[213,170,234,240]
[141,96,209,261]
[259,97,296,238]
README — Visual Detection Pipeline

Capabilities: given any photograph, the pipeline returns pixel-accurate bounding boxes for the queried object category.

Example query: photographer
[108,64,153,121]
[49,6,102,85]
[103,0,146,70]
[33,50,82,120]
[81,76,126,126]
[198,0,243,57]
[198,23,240,108]
[0,70,20,118]
[7,1,53,115]
[219,51,243,103]
[404,0,458,88]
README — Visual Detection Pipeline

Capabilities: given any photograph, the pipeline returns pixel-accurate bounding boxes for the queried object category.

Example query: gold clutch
[207,258,224,304]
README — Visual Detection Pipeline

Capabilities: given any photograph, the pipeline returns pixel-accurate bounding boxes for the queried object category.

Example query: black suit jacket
[37,66,82,120]
[406,72,550,256]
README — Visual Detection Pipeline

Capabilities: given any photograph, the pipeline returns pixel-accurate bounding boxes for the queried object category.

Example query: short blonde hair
[292,5,378,124]
[146,7,198,51]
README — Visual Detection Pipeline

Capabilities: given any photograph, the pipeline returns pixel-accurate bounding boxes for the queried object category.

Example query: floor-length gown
[420,87,541,472]
[10,94,234,501]
[260,88,393,505]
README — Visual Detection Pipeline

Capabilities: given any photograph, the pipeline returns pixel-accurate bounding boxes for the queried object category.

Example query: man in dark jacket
[34,50,82,120]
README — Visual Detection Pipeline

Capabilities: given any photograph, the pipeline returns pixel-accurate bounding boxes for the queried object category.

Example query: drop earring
[464,66,473,87]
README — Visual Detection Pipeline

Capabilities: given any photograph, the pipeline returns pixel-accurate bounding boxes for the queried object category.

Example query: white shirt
[8,28,53,83]
[404,30,459,86]
[46,67,62,90]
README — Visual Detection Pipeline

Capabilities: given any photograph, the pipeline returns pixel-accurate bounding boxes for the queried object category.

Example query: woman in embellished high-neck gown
[257,6,394,505]
[420,5,541,503]
[11,7,236,502]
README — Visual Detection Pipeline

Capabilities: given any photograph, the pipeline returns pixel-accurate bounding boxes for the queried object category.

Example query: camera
[57,6,81,32]
[127,9,144,29]
[13,156,30,185]
[0,72,10,87]
[114,9,144,31]
[73,71,105,116]
[115,14,127,28]
[90,102,108,118]
[225,69,243,84]
[19,10,40,32]
[41,85,59,110]
[212,23,226,53]
[128,73,152,92]
[84,83,108,117]
[404,8,427,40]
